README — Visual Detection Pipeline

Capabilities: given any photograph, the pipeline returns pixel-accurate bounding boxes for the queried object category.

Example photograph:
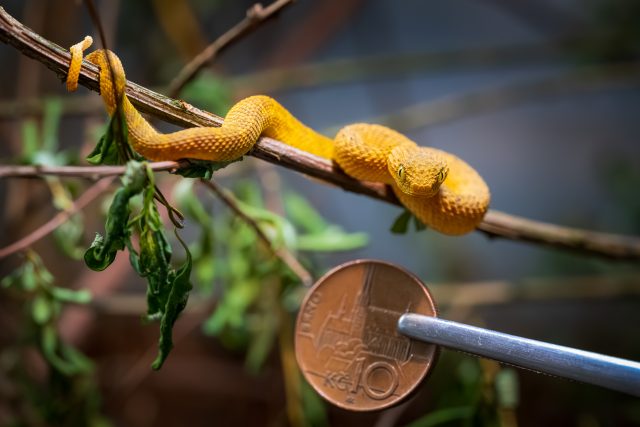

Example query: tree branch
[0,161,183,179]
[0,177,115,260]
[1,6,639,261]
[167,0,295,97]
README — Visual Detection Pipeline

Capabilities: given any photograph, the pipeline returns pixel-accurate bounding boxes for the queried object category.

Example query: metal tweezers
[397,314,640,397]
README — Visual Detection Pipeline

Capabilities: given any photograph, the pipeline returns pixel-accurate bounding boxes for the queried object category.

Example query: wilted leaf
[151,235,193,370]
[84,161,147,271]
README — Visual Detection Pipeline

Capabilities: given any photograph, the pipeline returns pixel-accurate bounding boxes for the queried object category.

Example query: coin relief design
[295,260,439,411]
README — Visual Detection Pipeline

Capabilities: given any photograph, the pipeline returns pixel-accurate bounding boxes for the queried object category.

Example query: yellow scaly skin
[67,37,490,235]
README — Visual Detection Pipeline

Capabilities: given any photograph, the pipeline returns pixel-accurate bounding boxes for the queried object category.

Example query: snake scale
[67,37,490,235]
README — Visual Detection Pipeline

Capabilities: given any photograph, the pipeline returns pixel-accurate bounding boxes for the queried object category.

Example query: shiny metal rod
[398,314,640,397]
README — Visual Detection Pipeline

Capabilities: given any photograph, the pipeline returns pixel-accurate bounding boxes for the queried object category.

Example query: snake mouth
[401,186,441,198]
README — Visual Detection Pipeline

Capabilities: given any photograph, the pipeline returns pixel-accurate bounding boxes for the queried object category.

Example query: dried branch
[166,0,295,97]
[0,177,115,260]
[199,179,314,286]
[1,6,639,260]
[0,161,183,179]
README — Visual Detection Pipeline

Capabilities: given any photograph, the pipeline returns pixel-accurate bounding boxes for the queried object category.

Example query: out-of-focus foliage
[1,252,109,427]
[21,99,86,259]
[174,179,368,366]
[181,70,232,117]
[173,178,369,426]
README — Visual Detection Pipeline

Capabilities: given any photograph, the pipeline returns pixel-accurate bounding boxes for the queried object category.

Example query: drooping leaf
[84,161,147,270]
[140,227,173,320]
[151,233,193,370]
[390,209,412,234]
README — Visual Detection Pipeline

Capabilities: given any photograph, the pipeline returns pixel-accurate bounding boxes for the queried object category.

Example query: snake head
[388,145,448,197]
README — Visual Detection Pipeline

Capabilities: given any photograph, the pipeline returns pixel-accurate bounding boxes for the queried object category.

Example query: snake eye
[397,164,406,181]
[436,169,446,183]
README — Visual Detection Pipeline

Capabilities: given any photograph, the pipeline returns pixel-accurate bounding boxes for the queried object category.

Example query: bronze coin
[295,259,439,411]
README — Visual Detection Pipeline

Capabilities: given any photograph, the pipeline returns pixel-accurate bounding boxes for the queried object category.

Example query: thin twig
[199,179,314,286]
[1,6,639,260]
[0,161,183,179]
[0,176,115,260]
[166,0,294,97]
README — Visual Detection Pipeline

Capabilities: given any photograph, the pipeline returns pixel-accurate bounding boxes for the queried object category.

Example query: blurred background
[0,0,639,426]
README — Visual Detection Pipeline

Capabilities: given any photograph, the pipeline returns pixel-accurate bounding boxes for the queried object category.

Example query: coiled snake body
[67,37,490,235]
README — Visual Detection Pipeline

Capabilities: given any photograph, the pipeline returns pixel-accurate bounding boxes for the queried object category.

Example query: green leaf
[141,228,173,320]
[284,192,328,234]
[42,97,63,152]
[86,130,118,166]
[50,287,92,304]
[172,179,209,224]
[301,380,328,427]
[202,279,260,336]
[31,295,52,325]
[86,111,129,165]
[245,311,277,373]
[495,368,519,409]
[413,214,427,231]
[41,324,77,376]
[84,233,119,271]
[390,209,412,234]
[21,119,40,161]
[151,233,193,370]
[22,261,37,291]
[59,341,94,374]
[403,406,473,427]
[175,159,240,179]
[181,70,232,116]
[84,161,148,271]
[53,212,85,260]
[296,227,368,252]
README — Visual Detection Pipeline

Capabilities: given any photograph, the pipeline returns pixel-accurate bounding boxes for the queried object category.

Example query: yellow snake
[67,37,490,235]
